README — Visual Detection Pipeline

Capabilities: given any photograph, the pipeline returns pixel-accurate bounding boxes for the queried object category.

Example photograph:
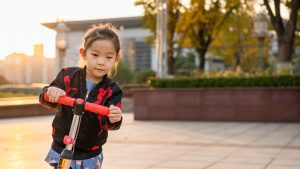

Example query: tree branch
[285,0,300,38]
[274,0,285,34]
[263,0,277,30]
[215,2,239,33]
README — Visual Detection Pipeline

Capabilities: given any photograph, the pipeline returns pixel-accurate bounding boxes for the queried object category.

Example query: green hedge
[111,59,134,84]
[149,75,300,88]
[134,68,156,83]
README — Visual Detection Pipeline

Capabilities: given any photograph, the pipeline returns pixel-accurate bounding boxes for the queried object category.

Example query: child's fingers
[109,111,122,119]
[109,105,120,111]
[47,90,55,102]
[109,109,121,115]
[109,113,122,123]
[55,90,66,102]
[109,113,120,118]
[109,114,122,121]
[108,106,122,123]
[47,87,56,102]
[46,87,66,103]
[54,92,61,103]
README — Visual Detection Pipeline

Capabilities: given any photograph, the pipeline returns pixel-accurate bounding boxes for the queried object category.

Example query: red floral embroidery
[91,146,100,150]
[94,87,113,105]
[98,115,109,130]
[97,115,104,135]
[64,76,78,95]
[116,103,122,110]
[97,128,103,136]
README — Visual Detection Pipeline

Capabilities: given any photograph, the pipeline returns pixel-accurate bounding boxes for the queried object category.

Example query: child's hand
[108,105,122,124]
[46,86,66,103]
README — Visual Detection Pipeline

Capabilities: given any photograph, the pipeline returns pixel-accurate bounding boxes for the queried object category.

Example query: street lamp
[156,0,168,78]
[254,13,268,70]
[55,22,69,72]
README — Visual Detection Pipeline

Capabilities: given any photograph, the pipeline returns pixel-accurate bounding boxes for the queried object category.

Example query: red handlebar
[44,94,109,116]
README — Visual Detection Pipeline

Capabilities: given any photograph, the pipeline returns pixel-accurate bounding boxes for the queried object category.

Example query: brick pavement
[0,113,299,169]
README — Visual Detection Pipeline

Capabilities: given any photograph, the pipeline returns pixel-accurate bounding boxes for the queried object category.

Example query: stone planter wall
[133,88,300,122]
[0,104,55,118]
[0,97,55,118]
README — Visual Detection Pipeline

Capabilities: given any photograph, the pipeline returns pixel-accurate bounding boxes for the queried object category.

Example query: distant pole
[42,57,47,84]
[156,0,168,78]
[254,13,268,71]
[55,22,69,74]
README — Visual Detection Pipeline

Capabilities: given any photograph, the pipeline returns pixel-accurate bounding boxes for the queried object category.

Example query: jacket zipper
[85,91,90,101]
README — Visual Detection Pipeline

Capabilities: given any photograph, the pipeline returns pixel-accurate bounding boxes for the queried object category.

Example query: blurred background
[0,1,299,169]
[0,0,299,98]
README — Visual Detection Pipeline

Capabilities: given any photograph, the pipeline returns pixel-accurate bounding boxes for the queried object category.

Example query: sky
[0,0,290,61]
[0,0,143,60]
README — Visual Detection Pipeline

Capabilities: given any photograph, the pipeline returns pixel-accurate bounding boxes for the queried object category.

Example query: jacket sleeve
[39,69,65,109]
[101,83,123,130]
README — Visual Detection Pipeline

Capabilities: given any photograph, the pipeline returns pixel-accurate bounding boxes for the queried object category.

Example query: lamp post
[156,0,168,78]
[254,13,268,70]
[55,22,69,73]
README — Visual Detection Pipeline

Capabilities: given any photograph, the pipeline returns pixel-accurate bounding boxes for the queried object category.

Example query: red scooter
[44,94,109,169]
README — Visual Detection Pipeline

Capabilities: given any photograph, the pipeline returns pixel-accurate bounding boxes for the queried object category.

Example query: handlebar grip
[44,93,75,107]
[44,93,109,116]
[85,102,109,116]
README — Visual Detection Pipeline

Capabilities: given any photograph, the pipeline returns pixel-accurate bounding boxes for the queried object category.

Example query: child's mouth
[95,68,104,72]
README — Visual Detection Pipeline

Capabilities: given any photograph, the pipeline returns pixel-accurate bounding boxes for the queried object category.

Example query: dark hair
[83,23,121,54]
[81,23,121,76]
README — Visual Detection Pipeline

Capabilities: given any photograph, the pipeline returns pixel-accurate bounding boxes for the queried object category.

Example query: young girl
[39,23,123,169]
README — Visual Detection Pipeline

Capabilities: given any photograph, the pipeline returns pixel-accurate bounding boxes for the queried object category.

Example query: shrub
[134,68,156,83]
[148,75,300,88]
[111,59,134,85]
[174,52,197,76]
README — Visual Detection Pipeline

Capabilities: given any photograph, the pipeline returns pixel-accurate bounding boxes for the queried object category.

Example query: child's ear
[80,48,86,60]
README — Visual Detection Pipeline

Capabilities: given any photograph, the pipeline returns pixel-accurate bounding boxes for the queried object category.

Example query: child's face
[81,39,117,82]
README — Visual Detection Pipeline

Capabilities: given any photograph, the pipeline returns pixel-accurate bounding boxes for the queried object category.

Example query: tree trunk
[263,0,299,65]
[277,33,295,63]
[196,33,211,72]
[167,41,175,75]
[234,52,241,71]
[196,47,208,72]
[166,0,181,75]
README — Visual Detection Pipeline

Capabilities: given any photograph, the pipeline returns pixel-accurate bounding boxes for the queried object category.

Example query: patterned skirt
[45,149,103,169]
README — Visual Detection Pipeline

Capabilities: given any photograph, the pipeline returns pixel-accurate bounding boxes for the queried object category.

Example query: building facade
[42,16,156,76]
[1,44,54,84]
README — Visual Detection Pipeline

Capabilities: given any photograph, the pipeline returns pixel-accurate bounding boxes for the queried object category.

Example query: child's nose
[96,57,105,65]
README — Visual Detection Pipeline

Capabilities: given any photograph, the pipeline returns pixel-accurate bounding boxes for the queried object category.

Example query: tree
[263,0,300,65]
[0,75,8,85]
[210,1,265,72]
[135,0,183,75]
[174,52,197,76]
[177,0,240,72]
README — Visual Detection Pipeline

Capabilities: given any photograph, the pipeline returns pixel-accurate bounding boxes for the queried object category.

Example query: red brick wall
[133,88,300,122]
[0,104,55,118]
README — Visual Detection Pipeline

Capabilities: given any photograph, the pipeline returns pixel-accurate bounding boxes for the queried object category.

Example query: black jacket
[39,67,122,160]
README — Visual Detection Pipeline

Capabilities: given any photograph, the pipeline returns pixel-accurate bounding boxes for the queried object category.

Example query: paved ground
[0,113,299,169]
[0,97,38,106]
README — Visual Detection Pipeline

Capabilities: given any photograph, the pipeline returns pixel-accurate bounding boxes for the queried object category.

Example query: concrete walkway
[0,113,299,169]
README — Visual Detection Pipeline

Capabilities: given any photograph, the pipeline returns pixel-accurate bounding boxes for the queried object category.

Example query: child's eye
[92,53,98,57]
[107,56,113,59]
